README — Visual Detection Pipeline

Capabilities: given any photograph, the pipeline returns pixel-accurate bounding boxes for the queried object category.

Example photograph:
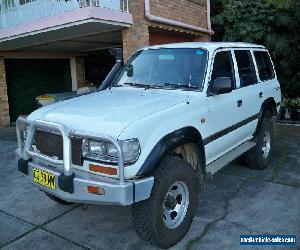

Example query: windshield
[113,48,208,90]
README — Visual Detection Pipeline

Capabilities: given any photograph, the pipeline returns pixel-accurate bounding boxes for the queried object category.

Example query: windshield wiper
[123,82,197,90]
[164,83,198,89]
[123,82,151,89]
[123,82,165,90]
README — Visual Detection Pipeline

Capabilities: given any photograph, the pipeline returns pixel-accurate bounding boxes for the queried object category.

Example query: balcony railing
[0,0,129,30]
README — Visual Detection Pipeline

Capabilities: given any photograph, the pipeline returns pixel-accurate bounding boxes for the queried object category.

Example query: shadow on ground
[0,124,299,250]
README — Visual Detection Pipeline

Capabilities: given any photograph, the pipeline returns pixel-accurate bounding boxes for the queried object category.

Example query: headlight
[82,138,140,164]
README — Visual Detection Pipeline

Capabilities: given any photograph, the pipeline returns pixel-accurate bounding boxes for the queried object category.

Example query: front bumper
[15,118,154,206]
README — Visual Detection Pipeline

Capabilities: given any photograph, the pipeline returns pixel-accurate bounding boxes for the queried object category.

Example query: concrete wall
[75,57,86,88]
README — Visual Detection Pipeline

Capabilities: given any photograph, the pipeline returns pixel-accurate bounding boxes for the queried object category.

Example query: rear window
[234,50,257,87]
[254,51,275,81]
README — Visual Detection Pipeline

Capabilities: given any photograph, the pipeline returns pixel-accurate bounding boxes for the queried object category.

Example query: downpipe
[144,0,214,35]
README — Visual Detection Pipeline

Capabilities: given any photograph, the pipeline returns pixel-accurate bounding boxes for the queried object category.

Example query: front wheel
[132,156,201,249]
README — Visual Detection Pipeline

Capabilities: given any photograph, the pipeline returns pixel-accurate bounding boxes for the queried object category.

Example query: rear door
[253,50,281,108]
[232,49,263,139]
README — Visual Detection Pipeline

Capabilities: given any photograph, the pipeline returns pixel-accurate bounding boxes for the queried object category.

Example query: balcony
[0,0,129,29]
[0,0,132,52]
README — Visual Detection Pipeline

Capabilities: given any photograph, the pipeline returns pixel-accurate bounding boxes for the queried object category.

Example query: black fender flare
[254,97,277,136]
[137,127,206,176]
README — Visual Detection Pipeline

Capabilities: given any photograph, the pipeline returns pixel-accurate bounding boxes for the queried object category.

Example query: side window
[211,51,235,88]
[235,50,257,87]
[254,51,275,81]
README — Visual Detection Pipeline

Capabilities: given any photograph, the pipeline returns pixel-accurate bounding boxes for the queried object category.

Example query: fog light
[87,186,105,195]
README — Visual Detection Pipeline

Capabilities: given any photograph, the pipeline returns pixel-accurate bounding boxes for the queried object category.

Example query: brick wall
[122,0,149,60]
[150,0,208,29]
[193,34,211,42]
[0,57,10,127]
[122,0,210,61]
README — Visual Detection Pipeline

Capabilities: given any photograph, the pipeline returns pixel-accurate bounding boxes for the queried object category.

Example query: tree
[266,0,294,9]
[211,0,300,98]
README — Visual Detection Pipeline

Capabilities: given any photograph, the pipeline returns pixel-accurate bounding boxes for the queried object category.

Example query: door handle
[259,92,263,98]
[237,100,243,107]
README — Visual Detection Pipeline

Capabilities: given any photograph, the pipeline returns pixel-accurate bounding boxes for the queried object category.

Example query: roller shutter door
[5,59,72,122]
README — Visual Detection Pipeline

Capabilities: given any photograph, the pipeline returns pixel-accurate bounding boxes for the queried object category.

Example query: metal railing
[16,117,125,184]
[0,0,129,30]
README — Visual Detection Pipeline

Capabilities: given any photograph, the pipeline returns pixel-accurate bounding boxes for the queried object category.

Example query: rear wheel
[132,156,202,249]
[245,113,275,170]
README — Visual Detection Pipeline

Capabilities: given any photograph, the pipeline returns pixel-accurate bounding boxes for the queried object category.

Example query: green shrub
[211,0,300,98]
[282,97,300,108]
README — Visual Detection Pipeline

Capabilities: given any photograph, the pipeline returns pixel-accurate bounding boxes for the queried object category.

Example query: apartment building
[0,0,213,127]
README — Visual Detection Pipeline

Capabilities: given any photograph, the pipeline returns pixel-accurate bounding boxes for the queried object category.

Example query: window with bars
[0,0,36,11]
[0,0,15,12]
[79,0,100,7]
[19,0,36,5]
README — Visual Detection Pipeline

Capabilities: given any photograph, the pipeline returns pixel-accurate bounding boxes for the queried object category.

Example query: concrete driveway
[0,124,299,250]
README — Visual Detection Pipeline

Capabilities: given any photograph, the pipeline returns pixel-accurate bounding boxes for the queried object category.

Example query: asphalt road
[0,124,299,250]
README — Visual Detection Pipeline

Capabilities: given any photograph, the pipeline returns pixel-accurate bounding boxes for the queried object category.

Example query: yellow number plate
[33,168,56,190]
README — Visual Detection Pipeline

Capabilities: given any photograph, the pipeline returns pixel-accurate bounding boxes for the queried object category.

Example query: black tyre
[44,192,73,205]
[132,156,202,249]
[245,114,275,170]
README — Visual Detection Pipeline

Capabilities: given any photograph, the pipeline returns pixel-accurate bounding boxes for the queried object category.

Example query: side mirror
[209,77,232,95]
[126,64,133,77]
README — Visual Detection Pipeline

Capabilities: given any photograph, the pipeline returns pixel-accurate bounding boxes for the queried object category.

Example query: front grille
[34,130,83,166]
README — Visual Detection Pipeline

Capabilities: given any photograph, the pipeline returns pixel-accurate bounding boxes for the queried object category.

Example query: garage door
[149,32,192,46]
[5,59,72,122]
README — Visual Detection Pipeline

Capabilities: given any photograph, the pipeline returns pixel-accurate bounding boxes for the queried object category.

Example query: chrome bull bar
[16,117,125,185]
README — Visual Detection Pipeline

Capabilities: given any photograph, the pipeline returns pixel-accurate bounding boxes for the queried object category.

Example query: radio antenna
[187,74,192,104]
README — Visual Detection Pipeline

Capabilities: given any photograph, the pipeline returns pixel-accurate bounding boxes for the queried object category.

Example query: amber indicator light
[89,164,117,176]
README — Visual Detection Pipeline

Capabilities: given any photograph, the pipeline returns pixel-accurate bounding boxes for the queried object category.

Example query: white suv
[16,42,281,248]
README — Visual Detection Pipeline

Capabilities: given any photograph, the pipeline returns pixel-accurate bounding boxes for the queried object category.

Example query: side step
[206,140,256,176]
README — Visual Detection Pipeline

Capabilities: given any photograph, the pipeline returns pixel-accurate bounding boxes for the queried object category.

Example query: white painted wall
[70,57,78,91]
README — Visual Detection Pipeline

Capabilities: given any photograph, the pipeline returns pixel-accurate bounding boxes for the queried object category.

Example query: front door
[204,49,246,163]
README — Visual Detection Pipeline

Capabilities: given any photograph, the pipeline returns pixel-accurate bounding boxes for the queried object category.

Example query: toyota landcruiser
[16,42,281,248]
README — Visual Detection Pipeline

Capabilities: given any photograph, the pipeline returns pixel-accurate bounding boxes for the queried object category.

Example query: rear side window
[254,51,275,81]
[235,50,257,87]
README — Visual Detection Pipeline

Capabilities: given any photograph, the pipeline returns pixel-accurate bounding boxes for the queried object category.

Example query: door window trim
[233,48,258,88]
[206,49,237,97]
[253,49,277,82]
